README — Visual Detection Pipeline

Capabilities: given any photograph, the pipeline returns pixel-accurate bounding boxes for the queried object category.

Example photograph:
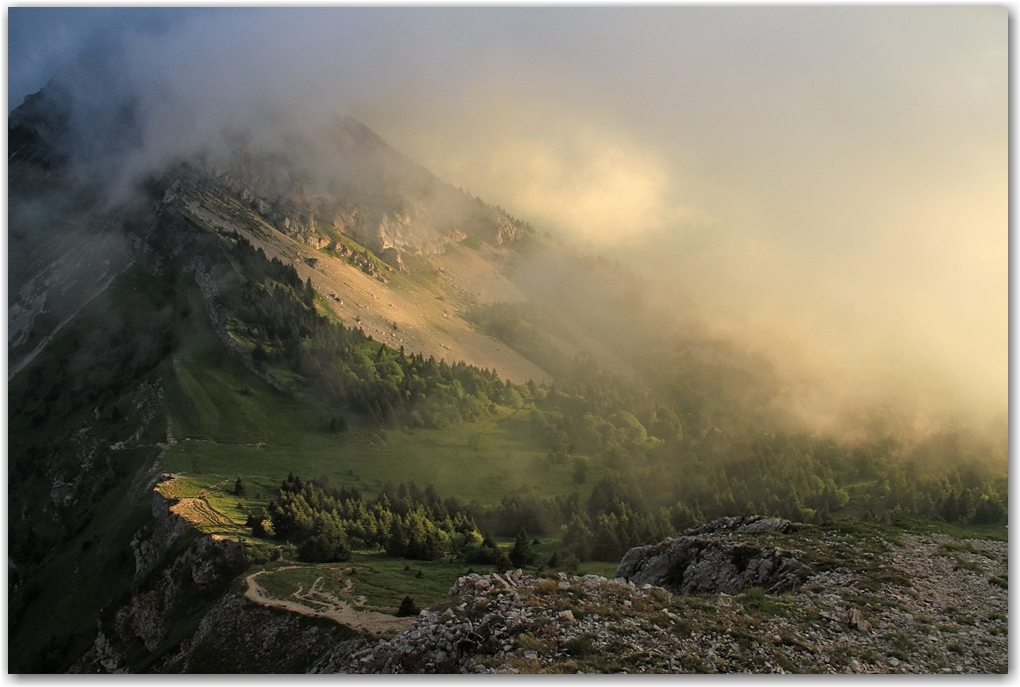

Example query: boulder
[379,247,405,271]
[614,516,809,596]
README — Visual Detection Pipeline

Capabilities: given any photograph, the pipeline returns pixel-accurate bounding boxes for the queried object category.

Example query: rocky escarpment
[328,517,814,676]
[321,568,546,674]
[206,117,530,259]
[130,487,192,581]
[71,489,248,673]
[161,593,371,674]
[615,515,810,595]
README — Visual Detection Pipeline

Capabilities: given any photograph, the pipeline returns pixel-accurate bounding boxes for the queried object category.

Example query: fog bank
[8,7,1007,439]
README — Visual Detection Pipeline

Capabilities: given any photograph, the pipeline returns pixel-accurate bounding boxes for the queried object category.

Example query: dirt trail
[244,567,413,636]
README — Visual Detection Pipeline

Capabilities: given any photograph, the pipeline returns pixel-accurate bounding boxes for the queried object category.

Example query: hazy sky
[8,7,1008,433]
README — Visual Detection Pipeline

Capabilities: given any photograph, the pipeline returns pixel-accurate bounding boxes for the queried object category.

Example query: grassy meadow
[159,319,594,506]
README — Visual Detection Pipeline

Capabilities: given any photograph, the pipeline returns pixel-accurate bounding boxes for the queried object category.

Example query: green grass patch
[251,554,513,616]
[313,292,345,325]
[343,552,499,611]
[935,546,986,574]
[889,518,1007,542]
[162,348,597,506]
[739,587,789,617]
[564,633,597,656]
[315,225,393,274]
[938,540,999,559]
[255,565,348,601]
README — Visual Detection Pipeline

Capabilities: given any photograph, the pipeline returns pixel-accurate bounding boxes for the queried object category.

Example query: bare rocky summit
[207,116,530,259]
[322,519,1007,674]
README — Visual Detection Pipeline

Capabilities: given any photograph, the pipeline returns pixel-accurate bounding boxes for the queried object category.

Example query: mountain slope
[8,82,1008,674]
[163,163,554,385]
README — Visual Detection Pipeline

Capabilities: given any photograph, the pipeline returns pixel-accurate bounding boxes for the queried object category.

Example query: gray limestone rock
[614,516,809,596]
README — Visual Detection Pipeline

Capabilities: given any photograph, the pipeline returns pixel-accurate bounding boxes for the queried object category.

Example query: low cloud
[9,7,1007,441]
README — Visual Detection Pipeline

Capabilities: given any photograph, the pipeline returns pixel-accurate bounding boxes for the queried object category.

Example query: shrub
[462,544,510,569]
[565,634,597,656]
[396,596,419,617]
[298,532,351,562]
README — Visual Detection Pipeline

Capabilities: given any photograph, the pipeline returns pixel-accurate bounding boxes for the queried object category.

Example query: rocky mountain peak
[198,115,530,258]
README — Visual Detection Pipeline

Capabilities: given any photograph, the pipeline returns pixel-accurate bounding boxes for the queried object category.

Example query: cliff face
[160,593,370,674]
[71,486,248,673]
[131,487,192,582]
[69,482,374,674]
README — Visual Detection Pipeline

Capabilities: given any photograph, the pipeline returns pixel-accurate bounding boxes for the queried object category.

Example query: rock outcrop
[130,485,192,581]
[162,593,370,674]
[327,527,1009,674]
[199,117,531,258]
[71,490,249,673]
[324,569,552,674]
[615,516,810,595]
[113,534,245,652]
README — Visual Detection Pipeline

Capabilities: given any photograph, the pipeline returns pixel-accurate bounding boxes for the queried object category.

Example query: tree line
[218,230,1006,553]
[212,233,522,428]
[253,474,544,567]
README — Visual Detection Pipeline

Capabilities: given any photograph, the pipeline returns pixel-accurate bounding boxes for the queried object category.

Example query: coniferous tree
[590,518,622,561]
[246,511,267,538]
[510,527,535,568]
[396,596,419,617]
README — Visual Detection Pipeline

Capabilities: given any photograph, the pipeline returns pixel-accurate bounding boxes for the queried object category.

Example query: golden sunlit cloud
[367,90,700,248]
[14,6,1003,441]
[473,118,686,246]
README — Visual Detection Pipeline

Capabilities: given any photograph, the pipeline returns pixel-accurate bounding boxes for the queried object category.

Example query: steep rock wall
[162,593,370,673]
[71,488,248,672]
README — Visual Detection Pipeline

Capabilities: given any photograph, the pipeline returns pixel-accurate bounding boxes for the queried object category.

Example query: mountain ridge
[7,81,1008,674]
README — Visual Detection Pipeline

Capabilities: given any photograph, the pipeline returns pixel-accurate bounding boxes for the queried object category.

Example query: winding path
[244,567,413,636]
